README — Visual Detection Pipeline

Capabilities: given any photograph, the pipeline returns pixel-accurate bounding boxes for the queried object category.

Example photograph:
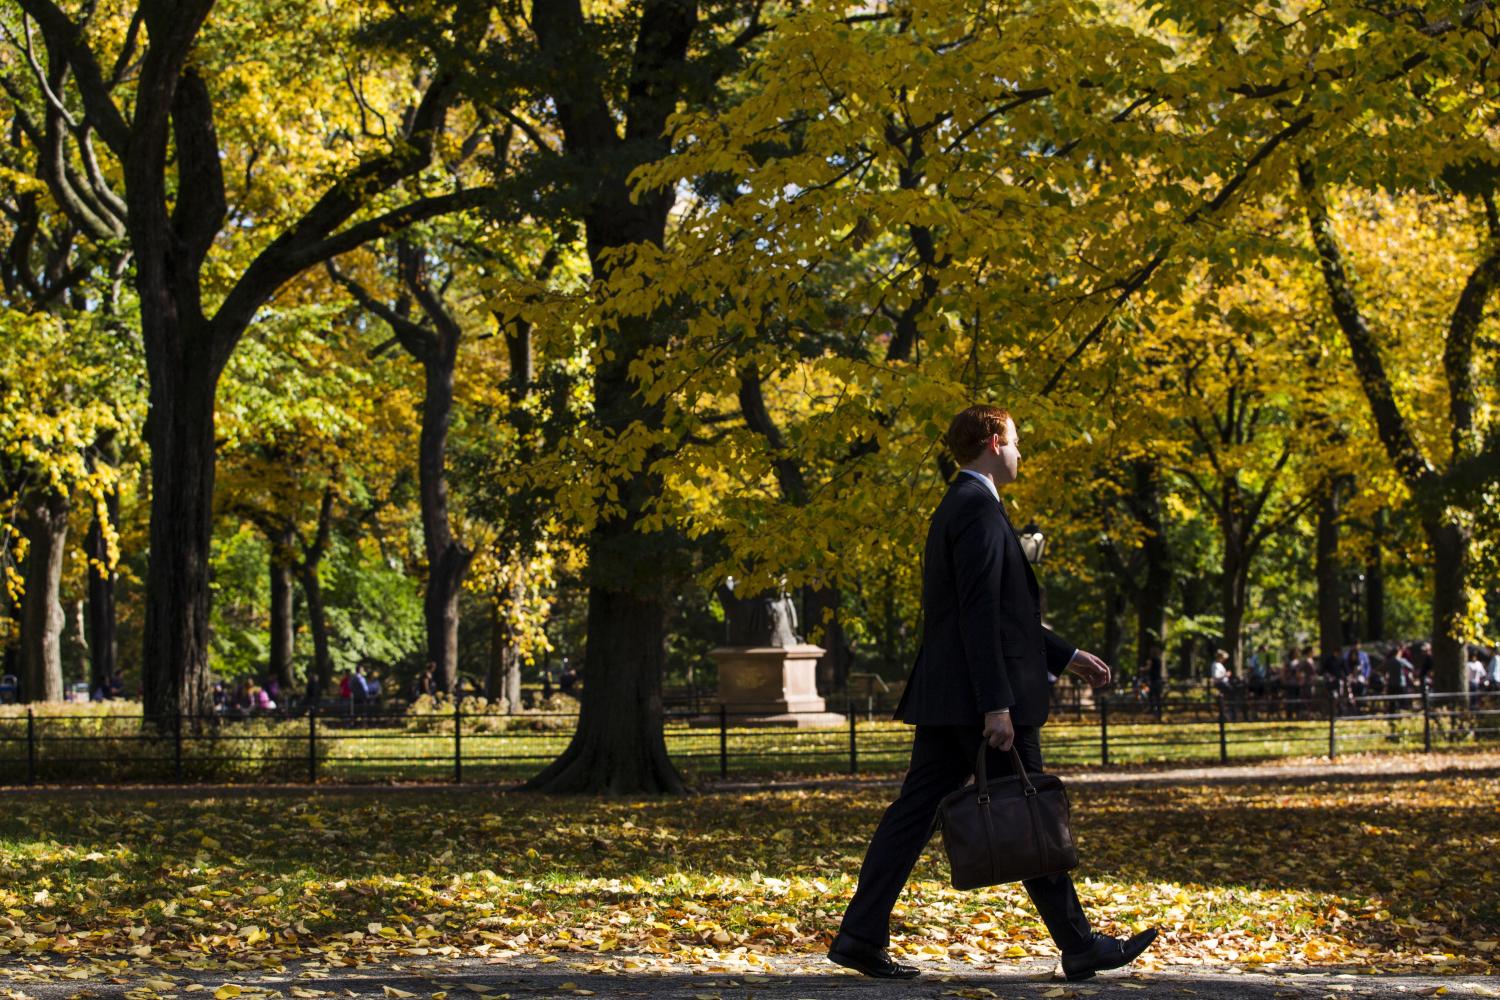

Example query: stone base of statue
[691,644,846,728]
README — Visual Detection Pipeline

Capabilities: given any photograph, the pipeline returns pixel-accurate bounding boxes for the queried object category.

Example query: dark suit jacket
[893,474,1076,728]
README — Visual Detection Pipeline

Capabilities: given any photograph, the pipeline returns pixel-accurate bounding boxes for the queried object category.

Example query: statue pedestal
[693,644,846,728]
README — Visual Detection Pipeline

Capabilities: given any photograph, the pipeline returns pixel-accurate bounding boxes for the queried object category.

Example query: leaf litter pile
[0,766,1495,991]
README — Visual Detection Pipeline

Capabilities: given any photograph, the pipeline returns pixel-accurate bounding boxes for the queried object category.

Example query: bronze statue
[716,577,801,647]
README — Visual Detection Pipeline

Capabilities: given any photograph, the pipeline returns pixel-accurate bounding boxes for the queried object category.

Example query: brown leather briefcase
[936,744,1078,889]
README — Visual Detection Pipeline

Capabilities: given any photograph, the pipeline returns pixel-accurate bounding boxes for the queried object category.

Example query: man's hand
[1066,649,1113,689]
[982,709,1014,750]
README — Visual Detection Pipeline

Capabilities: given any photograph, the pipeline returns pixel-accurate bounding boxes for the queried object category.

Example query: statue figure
[716,577,801,647]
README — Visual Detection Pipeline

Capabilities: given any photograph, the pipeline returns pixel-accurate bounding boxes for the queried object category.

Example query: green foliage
[319,537,426,676]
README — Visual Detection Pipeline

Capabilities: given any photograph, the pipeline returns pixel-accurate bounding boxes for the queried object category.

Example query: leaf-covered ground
[0,754,1495,989]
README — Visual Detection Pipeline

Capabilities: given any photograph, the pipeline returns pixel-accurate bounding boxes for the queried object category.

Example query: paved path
[3,951,1497,1000]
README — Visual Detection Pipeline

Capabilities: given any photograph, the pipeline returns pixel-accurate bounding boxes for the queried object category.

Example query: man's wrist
[984,707,1011,716]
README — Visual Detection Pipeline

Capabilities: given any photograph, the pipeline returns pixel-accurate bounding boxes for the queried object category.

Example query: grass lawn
[5,710,1487,784]
[0,754,1494,978]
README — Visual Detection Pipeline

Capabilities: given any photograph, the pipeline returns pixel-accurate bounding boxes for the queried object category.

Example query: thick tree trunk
[140,360,219,725]
[522,321,685,792]
[268,526,296,691]
[1424,516,1471,693]
[84,487,119,694]
[19,489,69,703]
[522,0,695,794]
[1315,480,1344,658]
[1365,509,1385,641]
[521,577,684,793]
[300,562,332,701]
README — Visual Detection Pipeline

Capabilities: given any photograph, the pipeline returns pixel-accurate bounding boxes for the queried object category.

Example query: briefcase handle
[973,743,1037,803]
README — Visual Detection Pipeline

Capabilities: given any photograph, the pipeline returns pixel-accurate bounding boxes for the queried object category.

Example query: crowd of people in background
[1192,640,1500,717]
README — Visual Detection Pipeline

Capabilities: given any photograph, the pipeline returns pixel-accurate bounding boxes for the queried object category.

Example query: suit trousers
[836,723,1092,954]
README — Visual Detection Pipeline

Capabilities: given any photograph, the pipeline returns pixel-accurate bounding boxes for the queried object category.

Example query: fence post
[174,709,184,782]
[454,697,463,784]
[1421,686,1432,753]
[718,704,728,780]
[1099,697,1110,766]
[26,707,36,786]
[1327,688,1337,759]
[308,708,318,783]
[848,698,858,776]
[1217,695,1228,764]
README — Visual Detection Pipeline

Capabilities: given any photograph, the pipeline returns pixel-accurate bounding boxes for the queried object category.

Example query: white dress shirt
[958,468,999,502]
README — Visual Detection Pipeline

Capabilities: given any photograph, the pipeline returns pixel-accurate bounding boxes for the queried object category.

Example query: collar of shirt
[957,468,1000,503]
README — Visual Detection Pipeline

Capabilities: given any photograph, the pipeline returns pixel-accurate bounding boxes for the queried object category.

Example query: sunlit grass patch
[0,764,1495,976]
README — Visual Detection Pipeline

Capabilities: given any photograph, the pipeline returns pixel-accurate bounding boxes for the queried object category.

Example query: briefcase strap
[974,744,1037,802]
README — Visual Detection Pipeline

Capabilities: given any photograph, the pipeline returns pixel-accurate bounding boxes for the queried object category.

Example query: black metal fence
[1,690,1496,787]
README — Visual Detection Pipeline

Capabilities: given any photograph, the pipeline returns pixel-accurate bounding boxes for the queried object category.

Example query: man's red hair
[944,404,1012,464]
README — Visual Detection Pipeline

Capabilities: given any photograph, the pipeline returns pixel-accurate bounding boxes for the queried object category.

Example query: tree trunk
[268,525,296,691]
[803,584,848,695]
[1102,580,1127,670]
[84,486,119,695]
[1424,516,1471,693]
[140,360,219,725]
[19,489,69,703]
[521,578,684,793]
[300,562,332,701]
[1315,480,1344,659]
[517,0,697,795]
[1177,575,1201,679]
[417,351,470,694]
[1220,532,1249,676]
[1365,509,1385,641]
[1132,461,1171,671]
[489,598,523,712]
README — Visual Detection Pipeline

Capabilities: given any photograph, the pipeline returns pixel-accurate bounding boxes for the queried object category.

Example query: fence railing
[1,690,1496,787]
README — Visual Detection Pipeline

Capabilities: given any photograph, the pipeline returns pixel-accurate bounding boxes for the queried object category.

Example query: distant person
[351,667,371,703]
[1247,651,1267,699]
[1346,641,1371,700]
[558,659,578,696]
[1280,650,1300,717]
[413,662,437,699]
[1145,644,1164,716]
[1210,650,1231,696]
[1417,643,1434,688]
[252,684,276,712]
[1467,648,1486,692]
[1487,647,1500,691]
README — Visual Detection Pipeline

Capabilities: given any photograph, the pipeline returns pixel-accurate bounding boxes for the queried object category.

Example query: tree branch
[15,0,130,153]
[1297,157,1436,493]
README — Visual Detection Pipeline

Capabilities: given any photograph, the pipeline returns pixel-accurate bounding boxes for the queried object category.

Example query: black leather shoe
[827,933,920,979]
[1059,928,1159,981]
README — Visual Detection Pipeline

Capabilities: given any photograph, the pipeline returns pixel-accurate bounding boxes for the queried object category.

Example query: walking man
[828,405,1157,981]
